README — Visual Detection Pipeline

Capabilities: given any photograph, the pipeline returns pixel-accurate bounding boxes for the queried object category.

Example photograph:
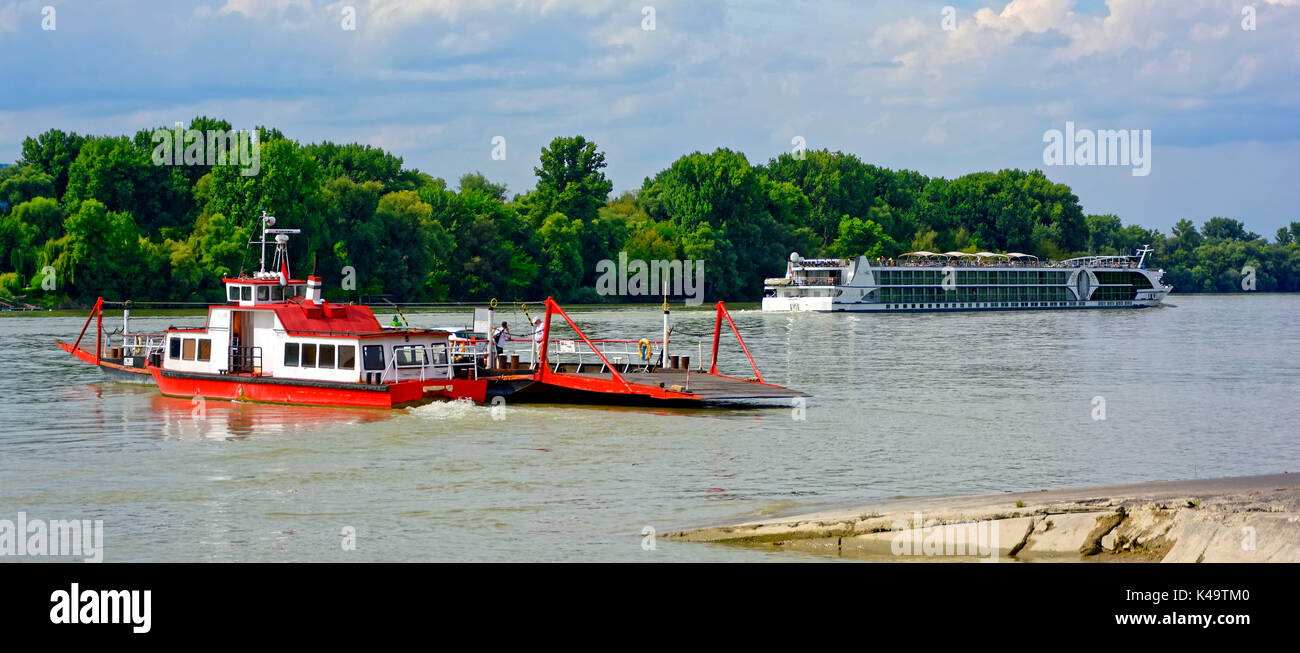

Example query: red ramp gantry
[512,297,807,403]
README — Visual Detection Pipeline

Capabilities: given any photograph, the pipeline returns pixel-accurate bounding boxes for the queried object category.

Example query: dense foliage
[1,121,1296,307]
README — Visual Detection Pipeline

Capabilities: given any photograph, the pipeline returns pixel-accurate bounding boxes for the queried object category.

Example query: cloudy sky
[1,0,1297,235]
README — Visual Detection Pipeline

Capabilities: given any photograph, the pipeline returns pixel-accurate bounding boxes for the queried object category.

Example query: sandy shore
[666,473,1300,562]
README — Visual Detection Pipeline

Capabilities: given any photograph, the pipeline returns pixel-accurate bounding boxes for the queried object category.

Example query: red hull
[149,366,487,409]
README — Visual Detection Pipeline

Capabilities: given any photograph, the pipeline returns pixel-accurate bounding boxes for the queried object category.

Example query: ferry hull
[149,367,488,409]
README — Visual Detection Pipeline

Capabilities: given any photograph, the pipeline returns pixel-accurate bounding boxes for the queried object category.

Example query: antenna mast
[251,210,301,278]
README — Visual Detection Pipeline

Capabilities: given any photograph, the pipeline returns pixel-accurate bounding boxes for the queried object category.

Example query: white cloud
[2,0,1299,233]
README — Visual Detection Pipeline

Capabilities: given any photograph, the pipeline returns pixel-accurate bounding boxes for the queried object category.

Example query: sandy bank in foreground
[666,473,1300,562]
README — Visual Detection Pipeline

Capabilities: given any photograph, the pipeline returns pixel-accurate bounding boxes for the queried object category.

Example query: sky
[1,0,1297,236]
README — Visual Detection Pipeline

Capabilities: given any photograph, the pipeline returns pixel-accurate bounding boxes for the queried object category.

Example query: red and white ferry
[58,212,807,408]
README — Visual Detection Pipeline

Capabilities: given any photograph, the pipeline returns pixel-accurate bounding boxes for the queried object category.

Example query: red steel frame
[532,297,774,399]
[537,297,634,392]
[707,301,764,383]
[72,296,105,364]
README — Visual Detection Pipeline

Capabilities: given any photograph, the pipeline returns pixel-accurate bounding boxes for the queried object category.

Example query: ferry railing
[121,333,165,359]
[229,346,262,375]
[501,337,669,373]
[375,344,467,384]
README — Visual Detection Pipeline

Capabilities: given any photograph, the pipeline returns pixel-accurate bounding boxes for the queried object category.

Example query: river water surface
[1,295,1297,561]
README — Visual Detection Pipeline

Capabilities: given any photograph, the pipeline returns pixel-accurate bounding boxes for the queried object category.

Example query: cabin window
[240,286,252,302]
[431,344,449,365]
[284,342,300,367]
[319,344,336,369]
[362,345,385,371]
[338,345,356,370]
[270,286,282,302]
[198,339,212,362]
[257,286,270,301]
[394,345,427,368]
[182,338,197,361]
[169,337,181,359]
[302,343,317,368]
[227,286,239,302]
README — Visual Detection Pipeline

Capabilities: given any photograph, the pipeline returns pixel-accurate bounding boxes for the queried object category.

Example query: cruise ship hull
[763,252,1172,313]
[761,295,1166,312]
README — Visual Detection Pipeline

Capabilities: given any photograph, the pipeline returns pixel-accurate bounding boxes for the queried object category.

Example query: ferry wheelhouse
[762,247,1171,313]
[59,212,806,408]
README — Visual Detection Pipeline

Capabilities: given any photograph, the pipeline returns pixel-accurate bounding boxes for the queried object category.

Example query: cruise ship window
[228,286,239,302]
[182,338,196,361]
[284,342,300,367]
[241,286,252,302]
[257,286,269,301]
[302,344,317,368]
[169,337,181,359]
[198,339,211,362]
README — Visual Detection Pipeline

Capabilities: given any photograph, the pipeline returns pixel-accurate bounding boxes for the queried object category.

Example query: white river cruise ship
[762,247,1171,313]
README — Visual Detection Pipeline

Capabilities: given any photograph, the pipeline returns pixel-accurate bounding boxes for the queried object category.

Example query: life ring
[637,338,652,362]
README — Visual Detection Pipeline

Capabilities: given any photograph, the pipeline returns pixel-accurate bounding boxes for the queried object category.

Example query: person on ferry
[492,321,511,359]
[531,318,545,367]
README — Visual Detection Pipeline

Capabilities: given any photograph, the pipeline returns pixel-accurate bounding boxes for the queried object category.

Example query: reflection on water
[1,295,1297,561]
[152,393,392,441]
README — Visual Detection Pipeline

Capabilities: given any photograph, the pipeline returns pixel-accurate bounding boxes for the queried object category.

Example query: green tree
[529,136,613,226]
[830,216,899,259]
[1202,217,1260,242]
[19,129,87,198]
[458,171,508,202]
[537,212,584,297]
[0,165,56,213]
[47,200,144,302]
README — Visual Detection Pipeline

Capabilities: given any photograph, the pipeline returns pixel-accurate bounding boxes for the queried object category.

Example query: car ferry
[58,212,806,408]
[762,247,1171,313]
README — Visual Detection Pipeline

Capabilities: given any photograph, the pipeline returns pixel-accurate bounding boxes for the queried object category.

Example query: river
[1,294,1296,561]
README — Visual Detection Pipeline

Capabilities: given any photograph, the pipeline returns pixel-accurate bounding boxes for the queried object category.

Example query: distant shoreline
[0,302,752,319]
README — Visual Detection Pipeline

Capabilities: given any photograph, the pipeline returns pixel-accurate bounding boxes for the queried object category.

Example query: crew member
[492,321,511,363]
[531,317,545,366]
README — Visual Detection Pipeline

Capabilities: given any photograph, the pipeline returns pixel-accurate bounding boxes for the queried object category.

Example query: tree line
[2,117,1297,307]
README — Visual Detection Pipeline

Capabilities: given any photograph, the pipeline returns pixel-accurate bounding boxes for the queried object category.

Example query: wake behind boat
[57,212,806,408]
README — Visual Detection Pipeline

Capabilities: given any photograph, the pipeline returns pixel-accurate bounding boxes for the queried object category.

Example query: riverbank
[666,473,1300,562]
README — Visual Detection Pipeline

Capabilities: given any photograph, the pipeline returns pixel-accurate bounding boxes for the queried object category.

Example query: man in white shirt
[531,318,545,367]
